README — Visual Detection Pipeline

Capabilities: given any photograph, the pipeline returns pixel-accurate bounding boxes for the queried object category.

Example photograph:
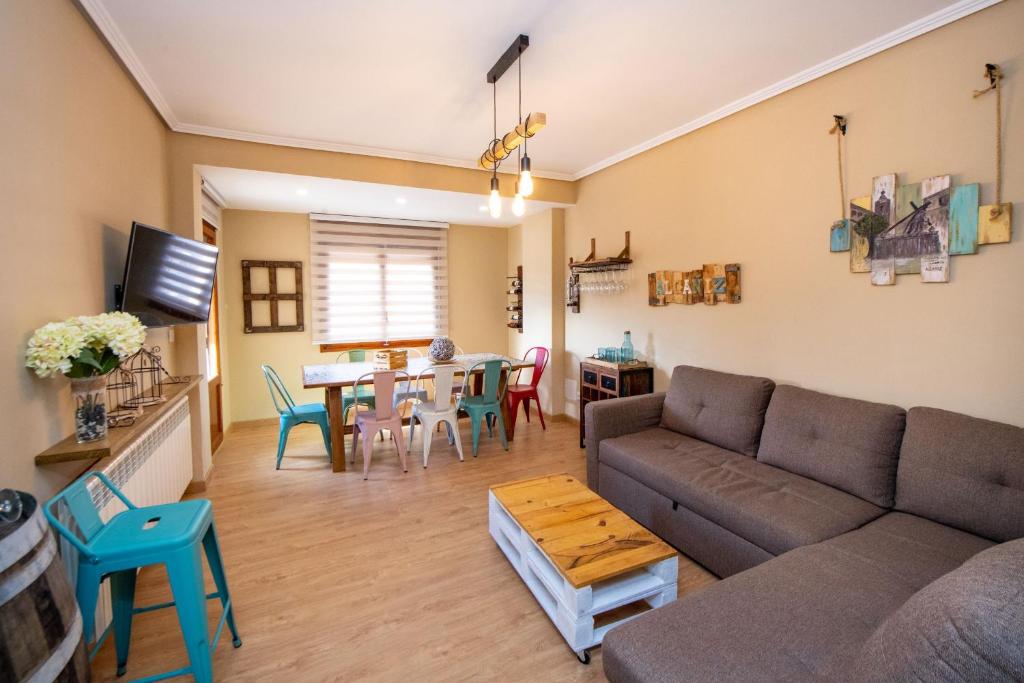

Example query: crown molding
[174,122,575,181]
[78,0,180,128]
[81,0,1000,184]
[571,0,1002,180]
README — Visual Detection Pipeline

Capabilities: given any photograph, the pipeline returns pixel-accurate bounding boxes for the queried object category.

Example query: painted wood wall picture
[647,265,740,306]
[831,173,1010,286]
[828,66,1013,286]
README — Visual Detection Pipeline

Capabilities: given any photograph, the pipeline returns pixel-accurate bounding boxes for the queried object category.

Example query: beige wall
[221,210,509,422]
[0,0,171,495]
[564,0,1023,426]
[508,209,566,415]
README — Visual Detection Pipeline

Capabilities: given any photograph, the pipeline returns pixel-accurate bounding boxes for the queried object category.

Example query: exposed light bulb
[489,176,502,218]
[512,191,525,217]
[519,155,534,197]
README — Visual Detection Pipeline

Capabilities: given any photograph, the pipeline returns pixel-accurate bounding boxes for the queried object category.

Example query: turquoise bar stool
[262,364,332,469]
[44,472,241,683]
[459,358,513,456]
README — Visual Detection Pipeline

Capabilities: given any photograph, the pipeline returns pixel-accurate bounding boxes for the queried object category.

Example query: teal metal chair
[262,364,332,470]
[335,350,377,424]
[44,471,240,683]
[459,358,513,456]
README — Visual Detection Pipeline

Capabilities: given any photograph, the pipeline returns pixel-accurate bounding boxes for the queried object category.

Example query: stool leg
[202,525,241,648]
[76,564,103,648]
[110,569,138,676]
[167,545,213,683]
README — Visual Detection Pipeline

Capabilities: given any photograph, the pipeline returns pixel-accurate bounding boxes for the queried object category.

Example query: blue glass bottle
[620,331,634,362]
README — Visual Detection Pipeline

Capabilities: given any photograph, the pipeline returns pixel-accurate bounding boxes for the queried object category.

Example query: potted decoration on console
[26,312,147,443]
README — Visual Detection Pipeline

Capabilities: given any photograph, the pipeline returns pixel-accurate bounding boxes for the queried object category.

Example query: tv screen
[119,222,220,327]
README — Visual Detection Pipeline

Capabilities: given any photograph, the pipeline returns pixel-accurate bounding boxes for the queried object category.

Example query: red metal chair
[506,346,549,433]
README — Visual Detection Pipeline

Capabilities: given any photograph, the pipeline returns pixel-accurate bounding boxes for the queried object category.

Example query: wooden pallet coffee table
[488,474,678,663]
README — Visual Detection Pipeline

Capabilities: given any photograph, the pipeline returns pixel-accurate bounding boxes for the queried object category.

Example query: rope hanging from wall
[972,63,1004,219]
[829,114,848,219]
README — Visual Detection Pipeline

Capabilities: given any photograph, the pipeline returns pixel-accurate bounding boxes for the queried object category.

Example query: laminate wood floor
[90,417,716,682]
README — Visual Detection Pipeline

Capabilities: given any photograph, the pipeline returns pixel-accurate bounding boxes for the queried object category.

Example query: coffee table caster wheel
[577,650,591,665]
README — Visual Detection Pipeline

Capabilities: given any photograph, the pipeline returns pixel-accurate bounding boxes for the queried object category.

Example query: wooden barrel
[0,491,90,682]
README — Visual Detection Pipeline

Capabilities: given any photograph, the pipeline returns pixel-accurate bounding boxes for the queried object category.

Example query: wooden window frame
[319,338,433,353]
[242,260,304,333]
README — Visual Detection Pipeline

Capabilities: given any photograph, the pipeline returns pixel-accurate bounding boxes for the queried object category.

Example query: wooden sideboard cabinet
[579,360,654,448]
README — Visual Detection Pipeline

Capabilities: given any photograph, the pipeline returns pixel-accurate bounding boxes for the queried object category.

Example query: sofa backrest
[660,365,775,457]
[757,386,906,507]
[895,407,1024,542]
[853,538,1024,682]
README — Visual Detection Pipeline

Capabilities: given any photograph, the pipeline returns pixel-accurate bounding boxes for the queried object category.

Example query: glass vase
[70,375,108,443]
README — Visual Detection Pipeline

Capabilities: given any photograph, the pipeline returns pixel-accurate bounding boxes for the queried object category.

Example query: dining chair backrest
[262,364,296,416]
[395,347,424,358]
[354,370,410,420]
[415,364,467,411]
[465,359,513,402]
[44,472,135,559]
[336,349,370,363]
[521,346,550,387]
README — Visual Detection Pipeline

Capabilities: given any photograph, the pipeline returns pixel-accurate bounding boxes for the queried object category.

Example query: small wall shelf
[507,265,523,332]
[35,375,200,468]
[567,231,632,313]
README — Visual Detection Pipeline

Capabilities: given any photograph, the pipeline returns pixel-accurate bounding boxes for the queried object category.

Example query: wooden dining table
[302,353,533,472]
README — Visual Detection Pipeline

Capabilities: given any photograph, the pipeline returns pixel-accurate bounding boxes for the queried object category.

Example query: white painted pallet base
[488,491,678,661]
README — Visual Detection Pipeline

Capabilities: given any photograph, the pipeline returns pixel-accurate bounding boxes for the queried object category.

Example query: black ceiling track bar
[487,34,529,84]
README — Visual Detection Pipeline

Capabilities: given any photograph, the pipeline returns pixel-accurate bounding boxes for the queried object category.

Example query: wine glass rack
[567,231,632,313]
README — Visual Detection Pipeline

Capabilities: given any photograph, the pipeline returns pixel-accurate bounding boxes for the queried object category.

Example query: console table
[579,360,654,448]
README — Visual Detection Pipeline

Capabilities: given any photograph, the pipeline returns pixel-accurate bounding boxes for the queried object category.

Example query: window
[309,214,449,345]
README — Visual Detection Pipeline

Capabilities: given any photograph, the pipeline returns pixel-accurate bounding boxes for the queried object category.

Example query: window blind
[309,214,449,344]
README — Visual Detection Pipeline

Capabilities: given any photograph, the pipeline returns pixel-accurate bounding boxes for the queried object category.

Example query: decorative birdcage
[105,366,142,427]
[122,346,168,408]
[105,346,190,428]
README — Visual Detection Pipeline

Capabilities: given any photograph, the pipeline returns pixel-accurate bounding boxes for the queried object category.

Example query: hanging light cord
[518,54,523,177]
[492,81,498,179]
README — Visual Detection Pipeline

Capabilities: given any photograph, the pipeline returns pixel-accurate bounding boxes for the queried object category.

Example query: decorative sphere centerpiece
[428,336,456,363]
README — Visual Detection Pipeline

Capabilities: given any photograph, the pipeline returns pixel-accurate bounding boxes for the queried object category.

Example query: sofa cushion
[854,538,1024,683]
[757,386,905,507]
[603,512,992,683]
[660,365,775,457]
[896,407,1024,541]
[600,428,885,555]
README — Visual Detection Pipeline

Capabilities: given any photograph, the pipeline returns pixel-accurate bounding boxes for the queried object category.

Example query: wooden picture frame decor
[241,260,304,333]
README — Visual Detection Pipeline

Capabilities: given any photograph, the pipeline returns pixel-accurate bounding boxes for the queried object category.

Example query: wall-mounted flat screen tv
[119,222,219,327]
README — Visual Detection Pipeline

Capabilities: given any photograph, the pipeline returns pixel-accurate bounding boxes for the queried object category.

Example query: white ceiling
[85,0,996,179]
[199,166,568,228]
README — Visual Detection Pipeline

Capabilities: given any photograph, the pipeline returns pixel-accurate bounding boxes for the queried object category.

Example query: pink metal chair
[350,370,411,480]
[507,346,550,434]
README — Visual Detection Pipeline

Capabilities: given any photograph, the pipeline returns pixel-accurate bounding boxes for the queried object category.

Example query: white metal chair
[391,347,429,408]
[408,364,467,468]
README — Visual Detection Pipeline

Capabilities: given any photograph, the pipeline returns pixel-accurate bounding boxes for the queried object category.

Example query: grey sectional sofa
[585,365,1024,682]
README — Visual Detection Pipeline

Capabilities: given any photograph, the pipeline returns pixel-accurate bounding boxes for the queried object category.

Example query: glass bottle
[620,330,634,363]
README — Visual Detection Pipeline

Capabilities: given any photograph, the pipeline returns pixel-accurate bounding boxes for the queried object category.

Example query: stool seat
[89,500,212,561]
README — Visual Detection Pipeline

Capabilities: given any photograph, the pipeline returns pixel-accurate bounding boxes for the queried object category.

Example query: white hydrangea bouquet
[26,312,146,442]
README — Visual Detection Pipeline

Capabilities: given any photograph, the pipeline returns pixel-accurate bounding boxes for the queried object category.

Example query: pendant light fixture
[488,81,502,218]
[517,54,534,198]
[479,34,545,211]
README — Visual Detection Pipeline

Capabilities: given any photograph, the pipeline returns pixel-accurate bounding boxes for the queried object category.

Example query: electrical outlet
[565,378,579,399]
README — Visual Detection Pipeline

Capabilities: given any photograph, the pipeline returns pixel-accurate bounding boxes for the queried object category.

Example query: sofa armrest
[585,392,667,491]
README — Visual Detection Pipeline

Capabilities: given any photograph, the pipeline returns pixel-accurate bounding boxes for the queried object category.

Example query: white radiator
[59,395,194,643]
